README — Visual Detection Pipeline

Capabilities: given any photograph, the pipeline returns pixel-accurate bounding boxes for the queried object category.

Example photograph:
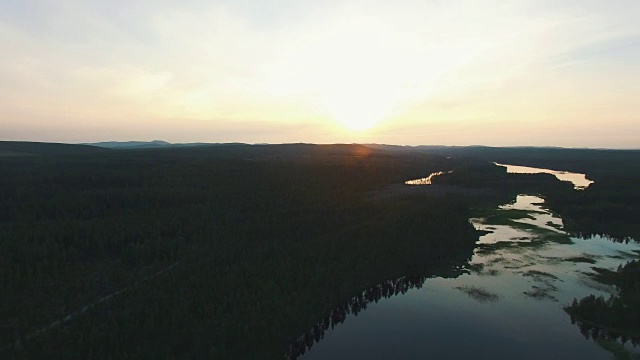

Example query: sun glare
[323,85,398,131]
[263,13,485,133]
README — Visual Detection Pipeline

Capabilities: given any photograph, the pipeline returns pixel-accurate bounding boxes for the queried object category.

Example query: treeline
[421,146,640,240]
[5,142,636,358]
[430,160,575,208]
[424,152,640,347]
[565,260,640,344]
[0,143,478,358]
[286,275,430,359]
[286,259,470,360]
[9,195,478,359]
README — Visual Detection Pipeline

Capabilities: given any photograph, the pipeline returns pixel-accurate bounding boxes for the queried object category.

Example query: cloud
[0,0,638,147]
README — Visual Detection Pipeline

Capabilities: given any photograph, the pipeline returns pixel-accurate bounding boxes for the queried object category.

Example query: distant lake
[404,171,452,185]
[404,163,594,190]
[294,195,639,359]
[495,163,594,190]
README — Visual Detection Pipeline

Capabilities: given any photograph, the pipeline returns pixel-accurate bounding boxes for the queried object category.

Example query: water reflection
[495,163,594,190]
[568,296,640,348]
[455,285,500,302]
[295,195,639,359]
[565,258,640,350]
[285,276,429,360]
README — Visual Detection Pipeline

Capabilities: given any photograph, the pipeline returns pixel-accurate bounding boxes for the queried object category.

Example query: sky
[1,0,638,148]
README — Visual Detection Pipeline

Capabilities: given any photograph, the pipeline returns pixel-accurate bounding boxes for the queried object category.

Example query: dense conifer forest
[1,142,638,358]
[0,143,480,358]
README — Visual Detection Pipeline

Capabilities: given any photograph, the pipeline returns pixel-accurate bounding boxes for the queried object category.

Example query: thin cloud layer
[1,0,638,146]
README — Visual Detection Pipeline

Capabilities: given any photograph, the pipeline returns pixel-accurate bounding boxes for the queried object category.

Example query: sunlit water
[297,195,639,359]
[404,164,593,190]
[405,171,452,185]
[495,163,594,190]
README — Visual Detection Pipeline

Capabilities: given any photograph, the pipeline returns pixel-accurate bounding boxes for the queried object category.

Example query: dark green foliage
[0,141,108,157]
[419,146,640,240]
[419,146,640,352]
[1,142,638,358]
[0,142,476,358]
[287,275,444,359]
[566,260,640,343]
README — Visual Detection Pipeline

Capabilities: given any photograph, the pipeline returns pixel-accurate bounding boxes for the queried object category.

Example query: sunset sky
[1,0,638,148]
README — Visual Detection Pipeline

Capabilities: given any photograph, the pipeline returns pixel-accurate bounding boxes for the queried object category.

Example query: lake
[293,195,639,359]
[406,163,594,190]
[405,171,452,185]
[495,163,594,190]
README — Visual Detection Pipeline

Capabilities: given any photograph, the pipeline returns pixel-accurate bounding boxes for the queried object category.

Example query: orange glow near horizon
[0,1,638,147]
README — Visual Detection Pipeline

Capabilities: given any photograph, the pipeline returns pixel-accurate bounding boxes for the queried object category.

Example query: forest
[0,142,638,358]
[415,145,640,240]
[0,142,480,358]
[565,259,640,345]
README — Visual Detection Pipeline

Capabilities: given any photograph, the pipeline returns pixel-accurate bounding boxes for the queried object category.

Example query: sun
[321,79,400,131]
[262,15,443,132]
[325,100,392,131]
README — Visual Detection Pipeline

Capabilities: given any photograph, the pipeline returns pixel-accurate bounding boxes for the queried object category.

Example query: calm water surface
[495,163,594,190]
[405,163,593,190]
[405,171,452,185]
[299,195,639,359]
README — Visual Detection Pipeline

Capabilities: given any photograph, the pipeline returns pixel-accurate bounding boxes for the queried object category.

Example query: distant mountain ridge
[0,141,109,156]
[2,141,638,156]
[86,140,173,149]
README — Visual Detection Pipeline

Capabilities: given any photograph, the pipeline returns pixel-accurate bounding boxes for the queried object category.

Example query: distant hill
[87,140,173,149]
[0,141,108,156]
[85,140,250,149]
